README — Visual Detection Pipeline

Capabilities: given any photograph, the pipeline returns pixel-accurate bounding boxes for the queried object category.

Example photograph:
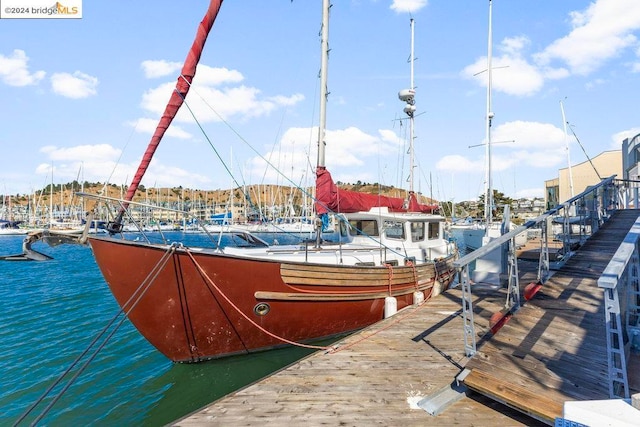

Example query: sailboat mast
[409,18,415,194]
[560,99,575,198]
[484,0,494,226]
[317,0,330,169]
[399,19,417,194]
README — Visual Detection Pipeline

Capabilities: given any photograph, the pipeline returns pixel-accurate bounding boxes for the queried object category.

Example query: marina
[4,181,640,425]
[2,1,640,425]
[174,209,640,426]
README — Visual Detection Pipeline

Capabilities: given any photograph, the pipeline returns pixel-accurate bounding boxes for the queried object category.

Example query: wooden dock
[461,208,640,424]
[174,210,640,426]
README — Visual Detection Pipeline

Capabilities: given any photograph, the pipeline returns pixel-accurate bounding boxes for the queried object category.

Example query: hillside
[2,182,437,211]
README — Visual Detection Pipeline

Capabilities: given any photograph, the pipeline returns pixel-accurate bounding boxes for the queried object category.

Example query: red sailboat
[87,0,459,362]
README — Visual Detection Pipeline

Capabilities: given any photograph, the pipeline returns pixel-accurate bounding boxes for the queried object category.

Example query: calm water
[0,232,322,426]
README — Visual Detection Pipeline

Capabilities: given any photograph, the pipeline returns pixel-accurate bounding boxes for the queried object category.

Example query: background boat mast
[484,0,494,227]
[316,0,330,169]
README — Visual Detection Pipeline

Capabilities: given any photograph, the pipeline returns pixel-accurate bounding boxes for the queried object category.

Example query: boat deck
[173,210,640,426]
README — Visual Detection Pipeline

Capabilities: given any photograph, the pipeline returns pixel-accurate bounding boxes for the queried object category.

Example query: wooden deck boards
[174,271,545,425]
[174,210,640,426]
[461,209,640,425]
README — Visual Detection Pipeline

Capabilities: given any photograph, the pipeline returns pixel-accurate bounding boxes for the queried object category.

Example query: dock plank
[462,209,640,422]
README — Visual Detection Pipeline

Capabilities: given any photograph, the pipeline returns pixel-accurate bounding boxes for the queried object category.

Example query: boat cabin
[345,207,453,262]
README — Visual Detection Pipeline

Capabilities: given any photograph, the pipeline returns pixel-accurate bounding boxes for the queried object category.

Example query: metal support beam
[538,219,550,284]
[627,250,640,350]
[460,265,476,356]
[603,286,630,398]
[506,236,520,310]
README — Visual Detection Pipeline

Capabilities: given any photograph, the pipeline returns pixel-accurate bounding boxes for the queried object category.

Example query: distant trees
[477,189,514,219]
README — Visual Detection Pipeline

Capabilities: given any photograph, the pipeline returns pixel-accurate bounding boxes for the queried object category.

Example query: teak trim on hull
[279,259,455,287]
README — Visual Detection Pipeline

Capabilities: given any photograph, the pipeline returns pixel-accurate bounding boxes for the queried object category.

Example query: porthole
[254,302,270,316]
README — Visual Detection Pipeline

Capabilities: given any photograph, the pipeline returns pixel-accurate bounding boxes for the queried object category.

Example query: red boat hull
[89,236,457,362]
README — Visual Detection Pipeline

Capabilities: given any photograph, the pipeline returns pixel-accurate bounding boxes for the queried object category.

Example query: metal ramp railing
[454,175,621,356]
[597,214,640,399]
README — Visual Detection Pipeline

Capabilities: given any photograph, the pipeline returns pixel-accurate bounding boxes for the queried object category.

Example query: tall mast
[399,18,417,193]
[484,0,494,226]
[317,0,330,168]
[560,99,574,197]
[409,18,416,193]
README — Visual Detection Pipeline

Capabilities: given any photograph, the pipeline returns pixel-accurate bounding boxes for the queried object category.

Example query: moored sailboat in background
[448,0,512,255]
[83,0,458,363]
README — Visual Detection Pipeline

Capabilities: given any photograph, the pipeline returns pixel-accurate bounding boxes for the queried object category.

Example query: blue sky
[1,0,639,203]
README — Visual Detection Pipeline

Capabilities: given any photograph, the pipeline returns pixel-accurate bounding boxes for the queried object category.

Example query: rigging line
[29,310,130,426]
[179,77,322,210]
[174,82,265,222]
[179,78,421,254]
[568,124,602,180]
[102,118,142,196]
[184,249,331,351]
[174,82,242,192]
[15,245,176,426]
[259,109,287,187]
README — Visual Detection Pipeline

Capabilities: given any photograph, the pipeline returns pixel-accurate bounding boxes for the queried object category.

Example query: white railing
[597,215,640,399]
[454,175,622,357]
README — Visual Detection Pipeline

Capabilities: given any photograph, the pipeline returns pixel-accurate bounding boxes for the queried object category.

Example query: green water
[0,234,320,426]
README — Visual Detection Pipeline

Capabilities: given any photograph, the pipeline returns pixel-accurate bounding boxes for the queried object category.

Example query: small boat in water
[0,220,29,236]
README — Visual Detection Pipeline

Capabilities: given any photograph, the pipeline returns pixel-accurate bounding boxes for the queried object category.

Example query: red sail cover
[315,166,437,214]
[122,0,224,206]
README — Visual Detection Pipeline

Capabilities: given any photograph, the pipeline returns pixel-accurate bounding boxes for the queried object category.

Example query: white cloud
[390,0,428,14]
[40,144,121,162]
[436,154,483,173]
[378,128,403,146]
[129,118,193,139]
[139,78,304,125]
[0,49,45,86]
[193,64,244,86]
[243,125,404,186]
[35,143,212,189]
[463,36,544,97]
[535,0,640,75]
[436,120,569,176]
[141,60,182,78]
[463,0,640,96]
[612,127,640,149]
[50,71,98,98]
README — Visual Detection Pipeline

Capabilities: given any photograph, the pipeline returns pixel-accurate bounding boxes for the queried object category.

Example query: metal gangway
[453,175,640,398]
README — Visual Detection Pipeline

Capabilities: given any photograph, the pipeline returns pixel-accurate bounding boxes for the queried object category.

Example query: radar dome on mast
[398,88,415,103]
[398,88,416,117]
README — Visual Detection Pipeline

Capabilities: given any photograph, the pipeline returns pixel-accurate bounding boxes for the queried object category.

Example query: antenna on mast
[398,18,417,193]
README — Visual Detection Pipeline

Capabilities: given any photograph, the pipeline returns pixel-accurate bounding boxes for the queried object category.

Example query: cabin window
[411,222,425,242]
[383,220,405,240]
[348,219,379,237]
[428,222,440,239]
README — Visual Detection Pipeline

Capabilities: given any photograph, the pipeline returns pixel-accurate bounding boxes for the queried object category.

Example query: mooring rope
[184,248,332,351]
[385,263,394,295]
[406,260,419,290]
[14,245,176,426]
